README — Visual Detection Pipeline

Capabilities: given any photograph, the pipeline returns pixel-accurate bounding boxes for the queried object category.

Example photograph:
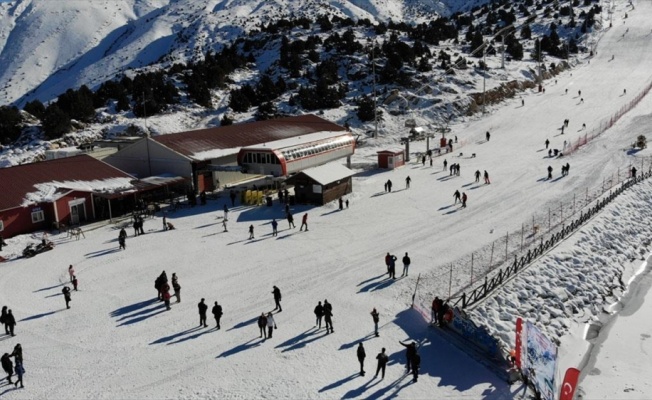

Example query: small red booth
[377,150,405,169]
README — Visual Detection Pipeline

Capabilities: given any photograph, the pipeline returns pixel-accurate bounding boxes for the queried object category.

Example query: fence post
[489,242,495,270]
[505,232,509,261]
[448,264,453,300]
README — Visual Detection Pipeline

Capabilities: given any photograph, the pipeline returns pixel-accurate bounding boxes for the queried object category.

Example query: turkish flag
[559,367,580,400]
[514,317,523,369]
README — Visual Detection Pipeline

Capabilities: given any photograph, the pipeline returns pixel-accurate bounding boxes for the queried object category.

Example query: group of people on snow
[384,252,412,279]
[1,343,24,388]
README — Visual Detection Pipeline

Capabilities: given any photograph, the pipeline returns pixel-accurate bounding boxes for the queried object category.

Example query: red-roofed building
[104,114,347,192]
[0,155,138,238]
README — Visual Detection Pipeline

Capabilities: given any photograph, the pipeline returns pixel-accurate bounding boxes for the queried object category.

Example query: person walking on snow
[198,298,208,327]
[486,131,491,141]
[324,305,334,334]
[387,180,393,192]
[484,170,491,184]
[5,310,16,336]
[248,224,254,239]
[443,159,448,171]
[300,213,308,231]
[411,352,421,382]
[339,197,344,210]
[1,353,12,384]
[118,228,127,250]
[257,313,268,338]
[357,343,366,376]
[547,165,553,180]
[162,213,167,231]
[272,286,282,312]
[172,273,181,303]
[62,287,72,309]
[461,192,468,208]
[314,301,324,329]
[266,312,277,338]
[271,219,278,236]
[212,302,223,329]
[384,252,392,274]
[402,252,411,277]
[388,254,397,279]
[405,176,411,189]
[474,170,481,183]
[453,190,461,204]
[545,139,550,149]
[72,276,78,291]
[371,308,380,337]
[222,219,228,232]
[287,213,295,229]
[375,348,389,379]
[223,204,229,221]
[68,265,75,283]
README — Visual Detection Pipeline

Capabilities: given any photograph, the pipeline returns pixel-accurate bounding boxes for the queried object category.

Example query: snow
[0,0,652,399]
[22,177,135,206]
[292,163,355,186]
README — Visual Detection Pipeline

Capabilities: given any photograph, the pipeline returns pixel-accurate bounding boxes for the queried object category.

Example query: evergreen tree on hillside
[23,100,45,120]
[42,104,71,139]
[0,106,23,144]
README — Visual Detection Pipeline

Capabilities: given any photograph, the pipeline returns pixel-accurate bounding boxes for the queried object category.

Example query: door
[69,199,87,225]
[388,156,394,169]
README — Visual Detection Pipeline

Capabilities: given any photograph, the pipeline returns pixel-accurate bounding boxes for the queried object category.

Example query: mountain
[0,0,482,107]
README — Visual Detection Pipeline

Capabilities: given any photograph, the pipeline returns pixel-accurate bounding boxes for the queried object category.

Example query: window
[31,210,45,223]
[0,219,3,231]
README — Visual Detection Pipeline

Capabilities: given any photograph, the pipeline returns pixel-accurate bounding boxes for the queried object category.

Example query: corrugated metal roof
[288,163,354,186]
[152,114,346,160]
[0,155,135,211]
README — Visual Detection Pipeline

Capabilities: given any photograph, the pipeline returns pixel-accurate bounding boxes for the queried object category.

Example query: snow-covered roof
[241,130,353,152]
[290,163,354,185]
[23,178,135,206]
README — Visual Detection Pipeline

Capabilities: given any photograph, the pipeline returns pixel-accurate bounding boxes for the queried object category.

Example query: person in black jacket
[1,306,8,334]
[5,310,16,336]
[1,353,12,384]
[314,301,324,329]
[399,341,417,372]
[62,287,72,310]
[375,348,388,379]
[411,352,421,382]
[198,298,208,327]
[357,343,366,376]
[371,308,380,337]
[212,302,223,330]
[402,252,411,277]
[118,228,127,250]
[324,306,334,334]
[272,286,282,312]
[257,313,267,339]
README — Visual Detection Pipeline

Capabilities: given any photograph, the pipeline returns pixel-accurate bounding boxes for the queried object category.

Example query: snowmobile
[22,240,54,258]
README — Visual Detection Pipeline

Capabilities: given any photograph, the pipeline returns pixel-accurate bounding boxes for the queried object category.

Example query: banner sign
[523,321,557,400]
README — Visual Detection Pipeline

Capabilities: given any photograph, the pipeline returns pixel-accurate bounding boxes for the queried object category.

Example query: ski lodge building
[104,114,352,193]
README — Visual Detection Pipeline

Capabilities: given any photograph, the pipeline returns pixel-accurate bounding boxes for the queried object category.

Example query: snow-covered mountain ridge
[0,0,478,107]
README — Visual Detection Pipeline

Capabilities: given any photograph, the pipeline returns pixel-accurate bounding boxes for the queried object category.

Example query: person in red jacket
[300,213,309,231]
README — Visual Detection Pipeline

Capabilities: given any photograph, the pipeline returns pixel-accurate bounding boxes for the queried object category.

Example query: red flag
[559,367,580,400]
[514,317,523,369]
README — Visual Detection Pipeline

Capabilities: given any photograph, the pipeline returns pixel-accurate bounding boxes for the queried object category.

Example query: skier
[198,298,208,327]
[399,341,417,373]
[62,286,72,309]
[484,170,491,184]
[405,176,411,189]
[545,139,550,149]
[266,312,277,338]
[287,213,295,229]
[1,352,12,384]
[357,343,366,376]
[324,305,334,334]
[72,276,78,291]
[547,165,553,180]
[474,170,481,183]
[258,313,268,339]
[172,273,181,303]
[314,301,324,329]
[486,131,490,142]
[338,197,343,210]
[271,219,278,236]
[68,265,75,283]
[248,224,255,239]
[461,192,468,208]
[272,286,282,312]
[371,308,380,337]
[375,348,389,379]
[388,254,397,279]
[565,163,571,176]
[578,90,581,96]
[402,252,411,277]
[212,301,223,330]
[443,159,448,171]
[222,219,228,232]
[118,228,127,250]
[300,213,308,231]
[223,204,229,221]
[453,190,461,204]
